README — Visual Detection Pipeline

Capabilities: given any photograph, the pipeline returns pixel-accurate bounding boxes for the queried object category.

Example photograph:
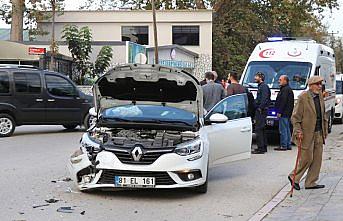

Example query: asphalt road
[1,124,341,221]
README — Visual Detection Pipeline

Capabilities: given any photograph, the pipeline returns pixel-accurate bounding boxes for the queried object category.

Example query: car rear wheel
[62,124,78,130]
[0,114,16,137]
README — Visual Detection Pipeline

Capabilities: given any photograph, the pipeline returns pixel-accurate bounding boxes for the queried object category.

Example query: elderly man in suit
[288,76,328,190]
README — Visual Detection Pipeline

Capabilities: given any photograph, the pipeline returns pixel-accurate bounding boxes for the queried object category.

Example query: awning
[0,40,41,61]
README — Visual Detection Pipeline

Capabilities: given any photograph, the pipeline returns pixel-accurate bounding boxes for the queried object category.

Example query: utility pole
[328,31,339,48]
[152,0,159,64]
[49,0,56,71]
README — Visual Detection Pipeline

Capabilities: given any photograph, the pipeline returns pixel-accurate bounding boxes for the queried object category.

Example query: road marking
[247,183,290,221]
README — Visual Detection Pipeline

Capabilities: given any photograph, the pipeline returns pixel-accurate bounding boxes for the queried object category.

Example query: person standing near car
[226,71,246,96]
[288,76,328,190]
[202,71,226,112]
[274,75,294,151]
[252,72,271,154]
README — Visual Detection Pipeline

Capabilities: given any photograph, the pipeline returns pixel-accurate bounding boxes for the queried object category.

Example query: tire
[194,179,208,194]
[62,124,78,130]
[83,113,96,129]
[0,114,16,137]
[194,164,208,194]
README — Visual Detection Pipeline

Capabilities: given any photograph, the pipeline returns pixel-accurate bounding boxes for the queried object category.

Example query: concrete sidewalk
[264,126,343,221]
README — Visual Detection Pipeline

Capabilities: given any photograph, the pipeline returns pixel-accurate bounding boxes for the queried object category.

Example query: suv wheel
[83,113,96,129]
[62,124,78,130]
[0,114,16,137]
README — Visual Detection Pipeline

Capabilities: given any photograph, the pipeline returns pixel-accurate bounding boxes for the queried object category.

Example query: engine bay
[90,128,197,148]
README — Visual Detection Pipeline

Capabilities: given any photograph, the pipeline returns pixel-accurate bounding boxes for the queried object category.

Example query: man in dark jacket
[274,75,294,151]
[202,71,226,112]
[252,72,271,154]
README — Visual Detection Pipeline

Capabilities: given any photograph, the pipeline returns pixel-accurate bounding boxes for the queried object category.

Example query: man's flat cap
[308,76,324,85]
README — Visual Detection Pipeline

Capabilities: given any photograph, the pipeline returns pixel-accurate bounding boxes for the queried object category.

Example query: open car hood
[93,64,203,119]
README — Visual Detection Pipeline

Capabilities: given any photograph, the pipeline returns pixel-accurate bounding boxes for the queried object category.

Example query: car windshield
[242,61,312,90]
[101,105,197,126]
[337,81,342,94]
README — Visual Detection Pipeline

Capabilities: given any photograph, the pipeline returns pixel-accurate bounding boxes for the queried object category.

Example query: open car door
[204,94,252,166]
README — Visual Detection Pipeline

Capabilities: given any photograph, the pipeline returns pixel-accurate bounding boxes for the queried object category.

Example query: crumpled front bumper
[68,150,208,191]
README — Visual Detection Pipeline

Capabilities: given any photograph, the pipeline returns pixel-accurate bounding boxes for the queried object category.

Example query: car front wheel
[0,114,16,137]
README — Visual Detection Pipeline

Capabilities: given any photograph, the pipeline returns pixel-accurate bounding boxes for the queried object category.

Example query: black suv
[0,65,93,137]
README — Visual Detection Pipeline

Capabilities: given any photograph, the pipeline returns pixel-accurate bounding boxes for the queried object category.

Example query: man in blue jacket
[274,75,294,151]
[252,72,271,154]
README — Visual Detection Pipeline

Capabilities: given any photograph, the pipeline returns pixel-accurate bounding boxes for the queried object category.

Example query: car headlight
[81,133,102,152]
[174,138,202,156]
[336,98,342,105]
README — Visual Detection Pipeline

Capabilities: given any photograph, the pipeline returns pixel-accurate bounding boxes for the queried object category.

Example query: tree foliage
[212,0,339,78]
[79,0,338,79]
[62,25,113,85]
[0,0,64,41]
[94,46,114,77]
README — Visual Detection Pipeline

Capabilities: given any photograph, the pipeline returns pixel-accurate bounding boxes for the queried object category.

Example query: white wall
[37,10,212,56]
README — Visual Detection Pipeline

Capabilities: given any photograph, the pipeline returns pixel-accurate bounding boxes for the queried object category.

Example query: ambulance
[240,37,336,133]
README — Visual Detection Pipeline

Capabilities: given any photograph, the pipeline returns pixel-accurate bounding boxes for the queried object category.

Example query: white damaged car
[68,64,252,193]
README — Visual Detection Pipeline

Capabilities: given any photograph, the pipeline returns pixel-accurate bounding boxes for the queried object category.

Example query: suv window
[0,72,10,94]
[14,72,41,94]
[45,75,77,97]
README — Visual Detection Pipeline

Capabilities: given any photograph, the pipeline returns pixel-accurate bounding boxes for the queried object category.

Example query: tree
[10,0,24,41]
[62,25,113,84]
[94,46,113,77]
[0,0,64,42]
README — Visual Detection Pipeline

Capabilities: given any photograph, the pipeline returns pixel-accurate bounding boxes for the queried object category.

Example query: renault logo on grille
[131,146,143,161]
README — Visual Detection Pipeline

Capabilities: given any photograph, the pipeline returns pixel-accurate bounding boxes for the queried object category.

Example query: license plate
[114,176,155,188]
[266,119,274,126]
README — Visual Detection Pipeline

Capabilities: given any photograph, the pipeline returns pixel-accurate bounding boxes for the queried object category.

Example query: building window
[122,26,149,45]
[172,26,199,46]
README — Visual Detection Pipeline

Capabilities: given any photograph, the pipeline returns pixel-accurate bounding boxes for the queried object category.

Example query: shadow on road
[84,187,203,200]
[11,127,85,137]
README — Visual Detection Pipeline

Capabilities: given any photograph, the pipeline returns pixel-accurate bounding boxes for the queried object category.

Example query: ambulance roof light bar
[267,37,315,42]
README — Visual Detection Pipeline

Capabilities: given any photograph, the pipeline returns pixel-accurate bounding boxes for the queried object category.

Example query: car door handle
[48,99,55,102]
[36,98,43,102]
[240,127,251,133]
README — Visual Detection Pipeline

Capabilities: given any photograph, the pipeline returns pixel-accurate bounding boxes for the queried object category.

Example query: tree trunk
[10,0,24,42]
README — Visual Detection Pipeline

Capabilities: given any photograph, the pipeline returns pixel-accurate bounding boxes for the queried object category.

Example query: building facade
[36,10,212,79]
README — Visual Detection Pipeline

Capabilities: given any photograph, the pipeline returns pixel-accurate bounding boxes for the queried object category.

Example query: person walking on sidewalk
[252,72,271,154]
[274,75,294,151]
[202,71,225,112]
[288,76,328,190]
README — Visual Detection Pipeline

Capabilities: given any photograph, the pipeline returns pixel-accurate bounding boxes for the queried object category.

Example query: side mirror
[209,113,228,124]
[89,107,97,117]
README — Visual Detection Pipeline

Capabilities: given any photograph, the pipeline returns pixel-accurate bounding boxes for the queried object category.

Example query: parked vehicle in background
[0,65,93,137]
[69,64,252,193]
[240,37,336,133]
[335,73,343,124]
